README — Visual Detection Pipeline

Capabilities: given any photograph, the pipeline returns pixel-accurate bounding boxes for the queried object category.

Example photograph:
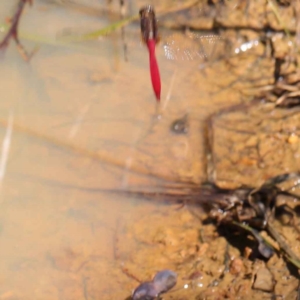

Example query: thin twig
[0,0,34,60]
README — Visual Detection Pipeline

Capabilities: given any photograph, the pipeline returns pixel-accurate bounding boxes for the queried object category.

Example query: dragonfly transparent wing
[162,32,224,61]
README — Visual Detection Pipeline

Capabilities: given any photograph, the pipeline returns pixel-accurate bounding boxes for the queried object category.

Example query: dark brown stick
[0,0,33,60]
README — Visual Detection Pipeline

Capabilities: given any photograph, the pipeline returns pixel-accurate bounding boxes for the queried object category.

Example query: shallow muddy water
[0,1,300,299]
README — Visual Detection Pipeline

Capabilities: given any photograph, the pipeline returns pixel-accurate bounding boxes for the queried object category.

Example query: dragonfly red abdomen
[139,5,224,102]
[139,5,161,102]
[146,39,161,101]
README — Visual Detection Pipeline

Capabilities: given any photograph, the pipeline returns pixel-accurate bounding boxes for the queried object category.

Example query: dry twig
[0,0,36,61]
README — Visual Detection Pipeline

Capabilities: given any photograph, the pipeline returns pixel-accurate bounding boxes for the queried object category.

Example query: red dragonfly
[139,5,224,103]
[139,5,161,102]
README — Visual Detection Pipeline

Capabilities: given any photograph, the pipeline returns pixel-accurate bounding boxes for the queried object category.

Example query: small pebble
[153,269,177,294]
[253,267,274,292]
[288,133,299,144]
[244,247,252,259]
[230,258,244,275]
[132,270,177,300]
[132,282,157,300]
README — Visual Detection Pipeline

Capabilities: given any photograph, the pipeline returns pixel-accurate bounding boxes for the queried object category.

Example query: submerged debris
[170,114,189,134]
[197,173,300,266]
[262,69,300,108]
